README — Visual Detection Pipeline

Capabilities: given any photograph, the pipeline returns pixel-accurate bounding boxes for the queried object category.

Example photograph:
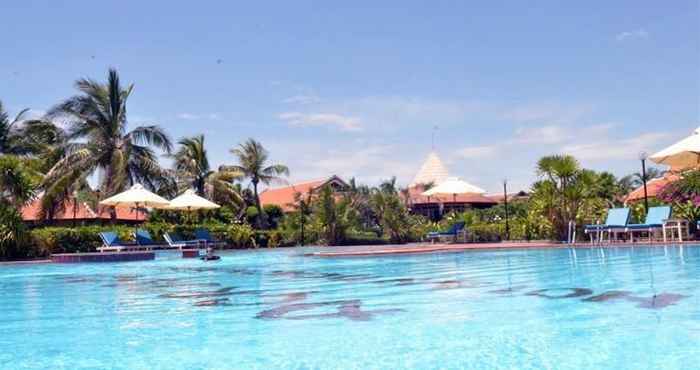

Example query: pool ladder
[567,220,577,244]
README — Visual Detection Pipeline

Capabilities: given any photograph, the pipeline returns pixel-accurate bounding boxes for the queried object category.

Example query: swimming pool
[1,245,698,369]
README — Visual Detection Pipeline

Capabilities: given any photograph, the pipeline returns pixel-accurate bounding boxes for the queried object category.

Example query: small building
[259,176,349,212]
[406,152,497,220]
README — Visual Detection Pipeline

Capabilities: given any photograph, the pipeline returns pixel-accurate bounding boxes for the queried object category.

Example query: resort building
[259,176,349,212]
[406,152,496,220]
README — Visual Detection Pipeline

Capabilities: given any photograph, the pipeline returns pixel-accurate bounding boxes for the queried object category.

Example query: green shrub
[468,224,504,242]
[0,203,29,260]
[27,225,134,257]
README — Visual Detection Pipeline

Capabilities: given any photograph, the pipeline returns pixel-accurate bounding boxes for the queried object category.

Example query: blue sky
[2,1,698,192]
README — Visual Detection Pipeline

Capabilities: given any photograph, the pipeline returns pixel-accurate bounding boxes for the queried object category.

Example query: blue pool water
[1,245,699,369]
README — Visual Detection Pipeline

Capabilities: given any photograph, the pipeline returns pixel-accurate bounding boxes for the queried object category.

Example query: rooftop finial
[431,125,439,151]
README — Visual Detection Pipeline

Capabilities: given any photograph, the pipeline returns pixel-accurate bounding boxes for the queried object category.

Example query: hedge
[20,223,284,258]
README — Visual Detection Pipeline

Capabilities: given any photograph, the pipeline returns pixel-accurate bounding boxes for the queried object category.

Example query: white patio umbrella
[649,126,700,170]
[167,189,221,211]
[99,183,171,220]
[422,177,486,202]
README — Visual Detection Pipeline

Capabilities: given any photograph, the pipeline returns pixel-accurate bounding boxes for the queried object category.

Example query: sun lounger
[98,231,137,252]
[194,228,226,248]
[584,208,630,243]
[426,221,467,243]
[134,229,157,248]
[625,206,671,243]
[164,232,202,250]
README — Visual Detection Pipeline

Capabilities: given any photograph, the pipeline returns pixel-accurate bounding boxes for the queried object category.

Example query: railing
[567,220,577,244]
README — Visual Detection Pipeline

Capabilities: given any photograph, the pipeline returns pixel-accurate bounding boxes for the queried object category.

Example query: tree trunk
[252,180,267,229]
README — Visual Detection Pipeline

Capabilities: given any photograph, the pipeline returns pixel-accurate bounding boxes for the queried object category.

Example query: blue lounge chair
[98,231,136,252]
[134,229,156,247]
[584,208,630,243]
[625,206,671,243]
[164,232,201,250]
[194,228,226,248]
[426,221,467,243]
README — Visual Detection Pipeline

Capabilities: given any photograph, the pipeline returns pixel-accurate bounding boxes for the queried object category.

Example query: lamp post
[639,152,649,214]
[299,199,307,246]
[72,190,78,227]
[503,179,510,241]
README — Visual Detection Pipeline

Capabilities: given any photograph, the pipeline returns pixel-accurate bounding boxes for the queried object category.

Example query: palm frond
[128,125,173,153]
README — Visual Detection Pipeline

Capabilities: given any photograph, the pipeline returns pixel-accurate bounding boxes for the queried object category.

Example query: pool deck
[308,240,700,257]
[51,251,155,263]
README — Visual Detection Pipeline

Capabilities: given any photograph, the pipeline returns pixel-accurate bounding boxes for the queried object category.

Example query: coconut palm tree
[0,101,62,158]
[172,134,243,206]
[0,101,30,155]
[224,139,288,228]
[44,69,172,202]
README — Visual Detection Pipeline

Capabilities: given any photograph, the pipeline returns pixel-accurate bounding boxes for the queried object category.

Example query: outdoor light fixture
[639,151,649,214]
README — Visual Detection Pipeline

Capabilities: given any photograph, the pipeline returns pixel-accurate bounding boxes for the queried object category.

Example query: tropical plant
[657,170,700,205]
[0,155,37,207]
[657,170,700,223]
[224,138,288,228]
[532,155,602,240]
[619,167,665,191]
[310,185,358,245]
[172,134,243,206]
[0,156,38,259]
[370,183,412,243]
[43,69,173,218]
[0,101,30,155]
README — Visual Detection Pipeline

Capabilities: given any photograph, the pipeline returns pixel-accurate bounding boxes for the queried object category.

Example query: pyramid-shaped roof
[410,152,449,186]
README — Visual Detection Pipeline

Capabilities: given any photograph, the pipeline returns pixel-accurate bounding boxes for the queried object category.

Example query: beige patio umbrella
[99,183,171,220]
[422,177,486,202]
[167,189,221,211]
[649,126,700,171]
[166,189,220,225]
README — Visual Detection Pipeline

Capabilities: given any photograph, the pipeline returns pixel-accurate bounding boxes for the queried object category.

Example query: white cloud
[282,95,320,105]
[278,112,363,132]
[562,132,671,161]
[177,113,199,120]
[176,113,222,121]
[514,125,571,144]
[502,102,593,125]
[616,29,649,41]
[310,145,416,184]
[455,145,499,159]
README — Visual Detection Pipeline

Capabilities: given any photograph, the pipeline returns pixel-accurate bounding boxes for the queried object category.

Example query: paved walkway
[309,241,699,257]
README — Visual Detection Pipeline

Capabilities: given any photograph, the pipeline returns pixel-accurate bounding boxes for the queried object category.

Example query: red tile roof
[484,191,530,203]
[625,174,680,203]
[21,197,142,222]
[259,176,347,212]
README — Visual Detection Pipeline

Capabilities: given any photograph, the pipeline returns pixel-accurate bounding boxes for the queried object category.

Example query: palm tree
[0,155,36,208]
[0,156,36,259]
[172,134,243,206]
[224,139,288,228]
[44,69,173,204]
[0,101,30,155]
[620,168,666,189]
[0,101,62,158]
[534,155,598,240]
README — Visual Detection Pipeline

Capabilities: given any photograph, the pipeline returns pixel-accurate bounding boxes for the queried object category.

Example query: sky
[2,1,699,192]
